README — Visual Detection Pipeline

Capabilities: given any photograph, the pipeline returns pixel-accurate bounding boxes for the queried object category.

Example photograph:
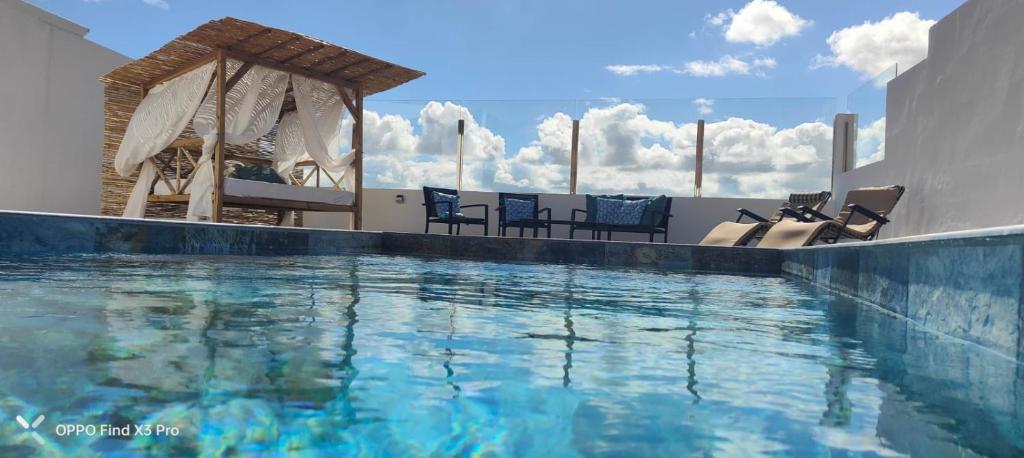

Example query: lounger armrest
[847,203,890,224]
[781,207,815,222]
[538,207,552,220]
[797,206,834,222]
[736,208,769,223]
[571,208,587,223]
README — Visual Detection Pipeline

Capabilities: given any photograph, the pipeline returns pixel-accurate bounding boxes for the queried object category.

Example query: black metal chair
[570,195,673,243]
[422,186,489,236]
[496,193,551,238]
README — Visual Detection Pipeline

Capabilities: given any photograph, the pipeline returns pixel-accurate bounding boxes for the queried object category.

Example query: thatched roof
[101,17,424,95]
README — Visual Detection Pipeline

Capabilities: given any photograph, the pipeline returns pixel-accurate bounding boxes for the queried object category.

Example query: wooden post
[212,50,227,222]
[353,89,364,230]
[455,119,465,191]
[569,119,580,194]
[694,119,704,198]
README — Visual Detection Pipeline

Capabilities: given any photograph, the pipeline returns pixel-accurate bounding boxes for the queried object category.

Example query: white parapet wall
[834,0,1024,238]
[304,188,783,245]
[0,0,128,215]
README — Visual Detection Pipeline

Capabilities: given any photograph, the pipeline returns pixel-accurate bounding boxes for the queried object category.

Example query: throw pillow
[618,198,650,225]
[505,198,535,222]
[432,191,461,218]
[595,197,624,224]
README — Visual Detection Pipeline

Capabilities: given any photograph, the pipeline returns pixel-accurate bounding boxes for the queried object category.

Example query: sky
[30,0,965,197]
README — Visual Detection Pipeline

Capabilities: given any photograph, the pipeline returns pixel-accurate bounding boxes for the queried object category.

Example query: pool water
[0,254,1020,457]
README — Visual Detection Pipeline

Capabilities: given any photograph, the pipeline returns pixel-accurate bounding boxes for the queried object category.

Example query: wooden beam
[353,89,364,230]
[220,48,361,91]
[223,62,254,94]
[307,49,349,71]
[280,43,325,65]
[212,51,227,222]
[254,36,303,57]
[694,119,705,198]
[326,57,371,76]
[338,86,359,120]
[570,119,580,194]
[148,194,354,213]
[230,28,275,49]
[143,52,217,90]
[346,62,389,81]
[455,119,465,191]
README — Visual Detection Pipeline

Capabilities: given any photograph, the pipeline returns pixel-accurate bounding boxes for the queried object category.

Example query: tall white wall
[0,0,128,215]
[304,188,782,245]
[834,0,1024,238]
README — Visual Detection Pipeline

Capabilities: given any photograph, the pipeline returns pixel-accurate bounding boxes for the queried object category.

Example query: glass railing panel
[848,64,898,167]
[574,98,701,197]
[356,99,459,190]
[455,100,578,194]
[685,97,837,199]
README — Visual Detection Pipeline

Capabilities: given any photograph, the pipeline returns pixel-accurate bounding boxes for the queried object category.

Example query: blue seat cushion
[431,191,462,218]
[596,197,649,225]
[505,198,535,222]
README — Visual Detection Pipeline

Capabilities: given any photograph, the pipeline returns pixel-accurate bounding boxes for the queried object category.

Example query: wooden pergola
[100,17,424,228]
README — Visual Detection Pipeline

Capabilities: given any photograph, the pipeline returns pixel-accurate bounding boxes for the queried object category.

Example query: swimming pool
[0,254,1020,456]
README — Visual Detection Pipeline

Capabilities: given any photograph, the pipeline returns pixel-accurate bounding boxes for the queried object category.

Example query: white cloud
[350,101,832,199]
[682,55,776,77]
[605,64,673,76]
[710,0,810,47]
[856,117,886,167]
[694,98,715,116]
[813,12,935,77]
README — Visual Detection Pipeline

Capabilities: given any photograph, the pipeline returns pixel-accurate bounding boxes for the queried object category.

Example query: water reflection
[0,255,1020,456]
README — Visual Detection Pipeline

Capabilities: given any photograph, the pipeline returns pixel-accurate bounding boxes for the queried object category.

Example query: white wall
[304,188,782,245]
[834,0,1024,238]
[0,0,128,215]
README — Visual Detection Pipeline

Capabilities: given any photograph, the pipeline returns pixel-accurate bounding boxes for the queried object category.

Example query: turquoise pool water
[0,254,1020,456]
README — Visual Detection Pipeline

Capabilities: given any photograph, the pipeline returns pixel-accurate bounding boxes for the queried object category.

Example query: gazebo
[100,17,423,228]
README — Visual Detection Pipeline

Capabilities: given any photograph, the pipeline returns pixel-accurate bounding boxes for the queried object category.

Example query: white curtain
[274,75,355,187]
[115,61,216,218]
[187,59,289,220]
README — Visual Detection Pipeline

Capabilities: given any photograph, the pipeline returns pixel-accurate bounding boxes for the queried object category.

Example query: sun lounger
[699,191,831,247]
[756,186,905,248]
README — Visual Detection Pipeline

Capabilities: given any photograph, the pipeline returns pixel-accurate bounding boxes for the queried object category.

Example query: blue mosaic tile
[0,213,96,255]
[907,243,1021,356]
[857,245,909,315]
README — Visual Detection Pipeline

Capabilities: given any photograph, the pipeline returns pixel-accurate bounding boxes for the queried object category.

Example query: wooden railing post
[570,119,580,194]
[353,88,364,230]
[694,119,704,198]
[455,119,465,191]
[212,50,227,222]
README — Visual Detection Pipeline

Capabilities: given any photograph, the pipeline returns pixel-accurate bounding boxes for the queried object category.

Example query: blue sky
[28,0,965,197]
[30,0,962,101]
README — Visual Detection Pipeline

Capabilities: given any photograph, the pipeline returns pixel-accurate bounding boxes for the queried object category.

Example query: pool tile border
[781,233,1024,362]
[0,211,779,276]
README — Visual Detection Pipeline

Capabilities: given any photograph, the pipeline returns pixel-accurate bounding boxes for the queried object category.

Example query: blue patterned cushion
[595,197,624,224]
[596,197,649,225]
[431,191,461,218]
[618,199,649,225]
[505,198,535,222]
